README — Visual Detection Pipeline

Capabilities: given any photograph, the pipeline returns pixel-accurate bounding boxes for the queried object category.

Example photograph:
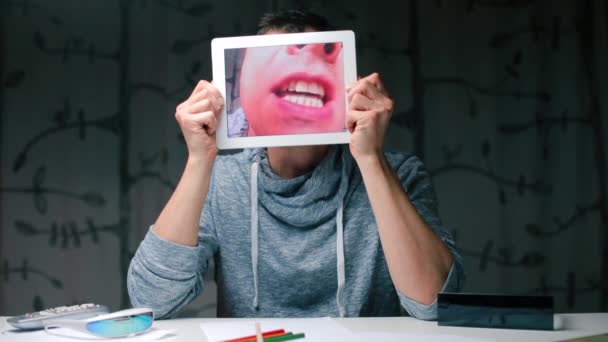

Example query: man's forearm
[154,157,214,246]
[358,155,453,305]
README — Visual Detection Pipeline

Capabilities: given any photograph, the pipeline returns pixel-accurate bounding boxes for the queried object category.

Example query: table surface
[1,313,607,341]
[153,313,607,342]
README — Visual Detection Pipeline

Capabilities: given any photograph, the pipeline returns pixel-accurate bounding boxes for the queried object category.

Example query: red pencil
[222,329,286,342]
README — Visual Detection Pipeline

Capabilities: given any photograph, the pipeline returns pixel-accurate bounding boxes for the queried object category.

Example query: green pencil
[262,332,305,342]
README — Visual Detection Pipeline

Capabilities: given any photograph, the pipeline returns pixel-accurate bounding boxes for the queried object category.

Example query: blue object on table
[438,292,554,330]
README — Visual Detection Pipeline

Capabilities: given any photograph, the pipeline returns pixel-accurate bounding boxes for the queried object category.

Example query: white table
[1,313,607,341]
[151,313,608,342]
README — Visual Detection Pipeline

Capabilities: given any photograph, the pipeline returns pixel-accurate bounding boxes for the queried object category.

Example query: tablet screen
[212,30,355,149]
[224,42,346,138]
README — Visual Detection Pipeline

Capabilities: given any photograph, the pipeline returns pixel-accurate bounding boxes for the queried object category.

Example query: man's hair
[256,10,335,35]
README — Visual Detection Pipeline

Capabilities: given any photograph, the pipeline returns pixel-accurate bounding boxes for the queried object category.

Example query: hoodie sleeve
[127,177,219,319]
[390,153,465,320]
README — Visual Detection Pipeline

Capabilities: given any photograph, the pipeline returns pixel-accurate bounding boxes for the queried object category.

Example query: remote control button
[8,303,110,330]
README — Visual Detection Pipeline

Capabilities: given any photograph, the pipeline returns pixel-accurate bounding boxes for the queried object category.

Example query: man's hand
[347,74,454,306]
[175,80,224,163]
[154,80,224,247]
[345,73,394,165]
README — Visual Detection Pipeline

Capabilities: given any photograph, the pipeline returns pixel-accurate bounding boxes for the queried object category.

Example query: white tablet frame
[211,30,356,150]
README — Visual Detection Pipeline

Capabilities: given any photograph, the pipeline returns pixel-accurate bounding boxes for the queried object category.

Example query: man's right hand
[153,80,223,247]
[175,80,224,163]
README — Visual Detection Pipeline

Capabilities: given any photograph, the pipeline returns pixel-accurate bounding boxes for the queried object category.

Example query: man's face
[239,33,345,136]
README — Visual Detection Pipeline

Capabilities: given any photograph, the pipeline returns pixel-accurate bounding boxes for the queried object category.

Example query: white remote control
[7,303,111,330]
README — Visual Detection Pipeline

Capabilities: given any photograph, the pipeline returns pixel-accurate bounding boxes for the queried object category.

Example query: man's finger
[349,93,374,111]
[364,72,386,93]
[188,89,224,113]
[191,80,210,96]
[205,114,218,135]
[188,111,218,135]
[188,80,224,107]
[345,109,368,133]
[347,79,384,105]
[187,99,214,114]
[204,82,223,102]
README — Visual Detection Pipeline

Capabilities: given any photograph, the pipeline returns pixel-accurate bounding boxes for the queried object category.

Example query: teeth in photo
[288,81,296,91]
[307,83,324,97]
[318,85,325,97]
[310,83,319,95]
[284,94,324,108]
[305,83,314,94]
[295,81,307,93]
[281,80,326,98]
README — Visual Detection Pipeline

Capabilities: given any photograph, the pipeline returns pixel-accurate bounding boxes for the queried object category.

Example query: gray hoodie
[127,145,464,319]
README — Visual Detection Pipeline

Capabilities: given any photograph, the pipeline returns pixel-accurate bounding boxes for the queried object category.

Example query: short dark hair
[257,10,335,35]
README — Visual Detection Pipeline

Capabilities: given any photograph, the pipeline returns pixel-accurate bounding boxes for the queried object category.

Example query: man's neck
[267,145,330,179]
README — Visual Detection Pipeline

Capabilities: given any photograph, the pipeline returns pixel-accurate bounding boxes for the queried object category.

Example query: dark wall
[1,0,607,316]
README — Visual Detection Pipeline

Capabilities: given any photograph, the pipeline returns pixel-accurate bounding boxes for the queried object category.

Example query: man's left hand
[346,72,394,165]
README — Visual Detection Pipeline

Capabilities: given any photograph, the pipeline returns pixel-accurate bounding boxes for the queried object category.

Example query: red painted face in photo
[239,41,345,136]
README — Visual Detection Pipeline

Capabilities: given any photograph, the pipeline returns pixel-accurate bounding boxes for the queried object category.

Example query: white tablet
[211,30,356,149]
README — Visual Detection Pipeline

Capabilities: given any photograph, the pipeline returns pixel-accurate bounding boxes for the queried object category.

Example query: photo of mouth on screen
[212,30,356,149]
[224,42,346,138]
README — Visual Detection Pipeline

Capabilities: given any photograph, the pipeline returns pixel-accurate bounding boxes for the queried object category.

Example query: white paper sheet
[0,327,177,341]
[347,332,495,342]
[200,318,495,342]
[200,317,351,342]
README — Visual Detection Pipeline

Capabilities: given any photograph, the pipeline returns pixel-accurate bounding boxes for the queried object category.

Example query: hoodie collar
[246,146,352,228]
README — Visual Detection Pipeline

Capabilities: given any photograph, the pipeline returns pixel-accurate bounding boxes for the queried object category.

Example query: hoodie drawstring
[251,161,259,309]
[250,160,346,316]
[336,201,346,317]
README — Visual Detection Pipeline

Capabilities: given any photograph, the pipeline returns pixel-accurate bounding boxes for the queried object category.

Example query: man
[128,10,463,320]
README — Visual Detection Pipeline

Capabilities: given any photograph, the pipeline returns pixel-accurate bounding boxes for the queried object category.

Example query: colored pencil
[240,333,292,342]
[262,333,305,342]
[222,329,286,342]
[255,322,263,342]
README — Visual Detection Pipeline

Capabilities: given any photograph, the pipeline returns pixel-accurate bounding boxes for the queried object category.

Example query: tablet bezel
[211,30,356,150]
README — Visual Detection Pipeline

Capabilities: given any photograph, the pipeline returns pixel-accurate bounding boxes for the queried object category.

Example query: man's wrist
[355,152,389,176]
[186,153,215,172]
